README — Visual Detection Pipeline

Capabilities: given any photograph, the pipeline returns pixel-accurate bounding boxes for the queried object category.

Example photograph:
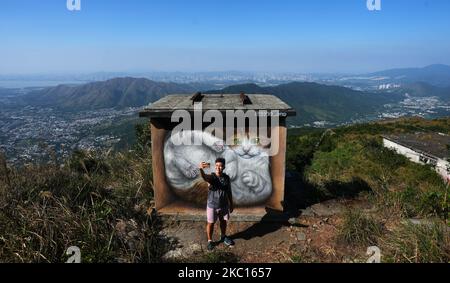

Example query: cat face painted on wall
[225,132,272,206]
[230,133,271,159]
[163,130,272,207]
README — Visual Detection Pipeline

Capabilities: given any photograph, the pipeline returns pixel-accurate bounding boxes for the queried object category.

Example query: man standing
[199,158,235,251]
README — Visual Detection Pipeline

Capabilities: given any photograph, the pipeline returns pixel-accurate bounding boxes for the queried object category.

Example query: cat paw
[184,166,200,179]
[242,171,260,188]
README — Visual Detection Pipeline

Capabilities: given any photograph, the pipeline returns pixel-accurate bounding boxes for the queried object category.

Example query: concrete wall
[383,138,450,181]
[383,138,421,163]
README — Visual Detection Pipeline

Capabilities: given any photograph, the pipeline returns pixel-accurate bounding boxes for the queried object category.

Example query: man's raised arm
[198,162,214,184]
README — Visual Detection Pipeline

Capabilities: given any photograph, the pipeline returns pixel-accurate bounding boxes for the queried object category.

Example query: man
[199,158,235,251]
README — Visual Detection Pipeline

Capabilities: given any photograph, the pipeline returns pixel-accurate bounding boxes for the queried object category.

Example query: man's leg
[219,217,227,237]
[206,207,216,250]
[206,222,214,242]
[219,210,234,246]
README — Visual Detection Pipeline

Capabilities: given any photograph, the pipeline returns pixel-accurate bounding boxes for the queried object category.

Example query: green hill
[207,82,400,125]
[26,77,196,110]
[22,78,403,125]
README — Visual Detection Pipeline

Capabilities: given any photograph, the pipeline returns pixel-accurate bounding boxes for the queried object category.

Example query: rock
[162,243,204,261]
[310,201,344,216]
[189,243,202,255]
[296,232,306,241]
[162,248,184,261]
[300,207,315,217]
[289,243,302,252]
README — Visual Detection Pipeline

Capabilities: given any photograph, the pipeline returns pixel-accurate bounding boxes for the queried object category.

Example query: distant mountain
[206,82,400,125]
[381,81,450,101]
[396,82,450,97]
[21,77,407,126]
[26,77,196,110]
[368,64,450,87]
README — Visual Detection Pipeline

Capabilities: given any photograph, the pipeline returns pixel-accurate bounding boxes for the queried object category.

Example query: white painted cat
[163,130,272,206]
[225,136,272,206]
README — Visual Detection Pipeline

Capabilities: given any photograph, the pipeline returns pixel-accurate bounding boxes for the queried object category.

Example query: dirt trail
[160,198,374,263]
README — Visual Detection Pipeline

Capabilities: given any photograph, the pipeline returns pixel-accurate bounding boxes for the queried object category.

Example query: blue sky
[1,0,449,74]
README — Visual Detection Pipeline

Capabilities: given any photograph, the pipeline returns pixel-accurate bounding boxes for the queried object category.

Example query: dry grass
[0,148,172,263]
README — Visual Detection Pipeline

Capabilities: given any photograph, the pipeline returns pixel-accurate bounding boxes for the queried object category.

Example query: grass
[202,250,240,263]
[381,220,450,263]
[338,210,384,246]
[303,132,449,220]
[178,249,240,263]
[0,131,173,262]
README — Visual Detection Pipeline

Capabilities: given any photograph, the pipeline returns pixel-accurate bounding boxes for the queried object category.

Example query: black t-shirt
[206,173,231,209]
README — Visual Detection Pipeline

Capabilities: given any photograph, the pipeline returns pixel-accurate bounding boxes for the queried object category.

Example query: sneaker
[221,236,235,246]
[207,241,215,251]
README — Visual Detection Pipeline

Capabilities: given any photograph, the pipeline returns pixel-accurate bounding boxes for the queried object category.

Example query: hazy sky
[1,0,450,74]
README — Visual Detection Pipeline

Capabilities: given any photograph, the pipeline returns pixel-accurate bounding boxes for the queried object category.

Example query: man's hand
[199,162,210,169]
[198,162,213,183]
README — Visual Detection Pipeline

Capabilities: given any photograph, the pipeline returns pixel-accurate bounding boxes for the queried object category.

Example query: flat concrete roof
[139,93,296,118]
[383,132,450,160]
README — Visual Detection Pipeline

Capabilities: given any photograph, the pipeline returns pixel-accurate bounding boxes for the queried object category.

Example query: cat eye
[251,138,260,145]
[233,138,242,145]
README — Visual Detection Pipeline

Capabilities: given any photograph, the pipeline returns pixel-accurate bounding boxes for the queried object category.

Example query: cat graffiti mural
[164,130,272,206]
[139,93,296,214]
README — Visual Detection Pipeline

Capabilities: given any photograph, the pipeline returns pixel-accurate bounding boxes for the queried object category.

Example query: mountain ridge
[26,77,196,110]
[367,64,450,87]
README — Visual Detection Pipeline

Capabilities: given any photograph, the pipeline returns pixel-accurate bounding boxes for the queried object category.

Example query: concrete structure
[139,93,296,219]
[382,132,450,182]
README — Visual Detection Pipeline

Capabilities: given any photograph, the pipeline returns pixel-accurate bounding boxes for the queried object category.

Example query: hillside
[1,116,448,263]
[368,64,450,87]
[387,82,450,101]
[20,78,404,126]
[206,82,400,125]
[26,77,196,110]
